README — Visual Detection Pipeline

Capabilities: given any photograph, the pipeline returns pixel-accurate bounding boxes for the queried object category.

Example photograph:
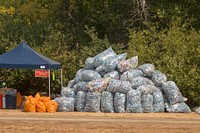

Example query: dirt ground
[0,110,200,133]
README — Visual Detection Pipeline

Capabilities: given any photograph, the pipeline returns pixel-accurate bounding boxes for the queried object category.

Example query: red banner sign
[35,70,49,78]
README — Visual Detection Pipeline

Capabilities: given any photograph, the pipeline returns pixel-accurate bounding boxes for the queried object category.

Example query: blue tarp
[0,42,62,69]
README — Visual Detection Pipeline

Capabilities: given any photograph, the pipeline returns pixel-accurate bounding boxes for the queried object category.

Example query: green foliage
[128,23,200,107]
[80,26,126,61]
[148,0,200,30]
[0,0,200,107]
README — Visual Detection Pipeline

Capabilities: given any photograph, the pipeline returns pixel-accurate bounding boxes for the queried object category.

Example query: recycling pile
[56,48,191,113]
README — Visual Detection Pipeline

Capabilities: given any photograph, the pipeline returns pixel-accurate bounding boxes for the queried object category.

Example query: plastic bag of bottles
[101,91,114,113]
[75,69,82,78]
[54,96,75,112]
[126,90,142,113]
[162,81,184,105]
[137,85,158,95]
[95,65,107,77]
[141,94,153,113]
[101,53,127,72]
[85,57,94,68]
[120,69,143,81]
[114,92,126,113]
[87,78,110,92]
[165,102,191,113]
[84,92,101,112]
[74,81,88,92]
[61,87,75,98]
[152,91,164,112]
[93,47,117,67]
[106,79,121,93]
[104,70,120,79]
[138,64,155,77]
[102,57,120,72]
[117,56,138,73]
[151,70,167,87]
[75,91,86,112]
[67,79,76,88]
[118,81,132,94]
[76,70,101,82]
[131,77,154,89]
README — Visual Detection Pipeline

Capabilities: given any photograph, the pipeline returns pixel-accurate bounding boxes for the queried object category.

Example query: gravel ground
[0,110,199,133]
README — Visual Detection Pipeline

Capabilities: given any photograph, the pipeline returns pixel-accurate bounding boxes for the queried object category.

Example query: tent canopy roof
[0,42,62,69]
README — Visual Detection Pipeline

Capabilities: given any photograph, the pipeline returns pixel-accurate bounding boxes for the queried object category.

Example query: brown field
[0,110,200,133]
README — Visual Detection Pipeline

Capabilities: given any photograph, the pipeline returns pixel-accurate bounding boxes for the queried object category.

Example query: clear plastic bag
[114,92,126,113]
[87,78,110,92]
[117,56,138,73]
[137,85,164,112]
[101,91,114,113]
[75,91,86,112]
[104,70,120,80]
[61,87,75,98]
[85,57,94,68]
[137,85,157,95]
[118,81,132,94]
[120,69,143,81]
[126,90,142,113]
[95,65,107,77]
[54,96,75,112]
[162,81,184,105]
[93,47,117,67]
[102,57,120,72]
[152,91,164,112]
[77,70,101,82]
[141,94,153,113]
[84,92,101,112]
[74,81,88,92]
[101,53,127,72]
[106,79,121,93]
[67,79,76,88]
[151,70,167,87]
[131,77,154,89]
[138,64,155,77]
[165,102,191,113]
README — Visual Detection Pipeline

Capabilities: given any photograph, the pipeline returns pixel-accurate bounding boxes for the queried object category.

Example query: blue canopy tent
[0,42,62,96]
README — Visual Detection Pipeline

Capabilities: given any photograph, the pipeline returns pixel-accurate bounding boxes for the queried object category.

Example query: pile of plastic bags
[24,93,58,113]
[57,47,191,113]
[54,88,75,112]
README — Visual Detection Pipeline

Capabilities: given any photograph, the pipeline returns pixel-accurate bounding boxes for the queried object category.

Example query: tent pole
[48,69,51,97]
[61,69,63,89]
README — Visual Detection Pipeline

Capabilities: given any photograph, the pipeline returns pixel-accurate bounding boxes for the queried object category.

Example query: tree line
[0,0,199,107]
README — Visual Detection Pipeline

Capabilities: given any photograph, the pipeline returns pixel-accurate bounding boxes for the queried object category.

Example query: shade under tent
[0,42,62,97]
